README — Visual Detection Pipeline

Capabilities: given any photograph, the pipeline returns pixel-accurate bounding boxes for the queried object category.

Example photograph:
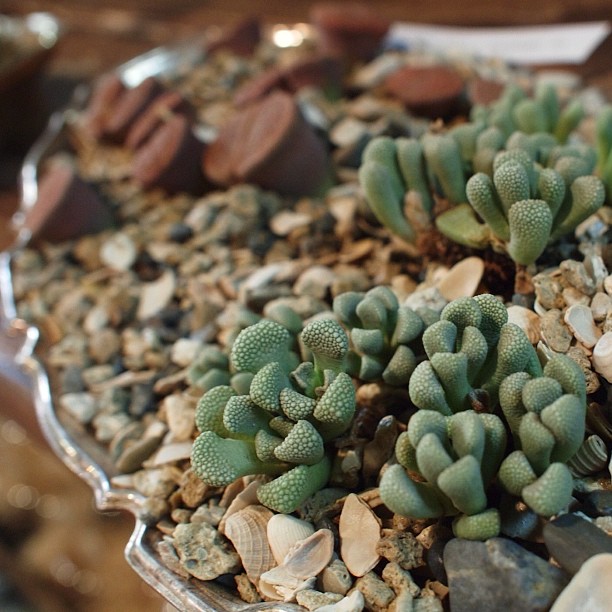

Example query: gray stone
[581,490,612,517]
[444,537,569,612]
[542,513,612,575]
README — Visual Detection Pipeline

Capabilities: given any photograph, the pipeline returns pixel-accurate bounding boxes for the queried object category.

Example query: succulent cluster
[379,294,589,540]
[380,409,507,540]
[470,82,584,144]
[436,147,605,265]
[189,288,590,538]
[358,82,607,270]
[190,317,356,513]
[408,293,541,412]
[332,286,431,386]
[497,354,586,517]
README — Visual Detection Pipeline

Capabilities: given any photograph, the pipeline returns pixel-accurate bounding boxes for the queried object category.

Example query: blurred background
[0,0,610,609]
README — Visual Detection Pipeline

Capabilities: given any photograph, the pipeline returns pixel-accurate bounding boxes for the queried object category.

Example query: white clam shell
[593,331,612,383]
[266,513,315,565]
[282,528,335,580]
[258,528,334,602]
[339,493,381,577]
[223,505,276,583]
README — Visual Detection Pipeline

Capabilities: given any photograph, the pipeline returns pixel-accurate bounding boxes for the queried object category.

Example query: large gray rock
[444,537,569,612]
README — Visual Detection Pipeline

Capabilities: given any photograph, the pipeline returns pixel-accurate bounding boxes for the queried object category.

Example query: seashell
[339,493,381,577]
[437,256,484,301]
[567,435,610,477]
[563,304,602,349]
[593,332,612,383]
[282,528,335,580]
[146,441,193,466]
[258,569,316,602]
[219,479,261,532]
[136,269,176,321]
[223,505,276,583]
[506,305,541,345]
[267,514,315,565]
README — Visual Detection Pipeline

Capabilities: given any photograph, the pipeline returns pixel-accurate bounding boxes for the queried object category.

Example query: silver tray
[0,36,304,612]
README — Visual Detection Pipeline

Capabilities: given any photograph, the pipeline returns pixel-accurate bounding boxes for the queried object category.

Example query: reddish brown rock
[383,65,466,120]
[125,91,196,150]
[234,54,345,107]
[24,159,114,243]
[80,72,126,139]
[284,54,344,97]
[309,2,391,63]
[207,15,262,57]
[233,67,286,108]
[468,77,507,106]
[103,76,165,143]
[204,90,331,197]
[132,115,206,195]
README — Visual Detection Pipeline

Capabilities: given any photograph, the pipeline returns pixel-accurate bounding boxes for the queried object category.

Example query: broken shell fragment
[267,513,316,565]
[223,505,276,583]
[339,493,381,577]
[437,256,484,301]
[283,528,335,580]
[506,305,541,345]
[593,331,612,383]
[259,528,334,602]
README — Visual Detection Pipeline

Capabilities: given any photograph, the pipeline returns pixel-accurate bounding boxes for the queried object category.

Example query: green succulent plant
[496,353,586,517]
[379,409,507,540]
[435,151,605,266]
[595,103,612,202]
[408,294,541,413]
[470,82,585,144]
[191,317,356,513]
[332,286,430,386]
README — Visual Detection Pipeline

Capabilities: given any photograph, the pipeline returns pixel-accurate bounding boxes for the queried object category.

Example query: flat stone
[580,490,612,517]
[550,553,612,612]
[444,537,569,612]
[542,513,612,574]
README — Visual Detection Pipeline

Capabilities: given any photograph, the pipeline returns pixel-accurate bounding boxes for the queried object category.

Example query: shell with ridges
[567,435,610,477]
[266,513,315,565]
[223,504,276,583]
[339,493,381,577]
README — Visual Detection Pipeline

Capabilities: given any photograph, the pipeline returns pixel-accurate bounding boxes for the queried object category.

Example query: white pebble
[550,553,612,612]
[99,232,137,271]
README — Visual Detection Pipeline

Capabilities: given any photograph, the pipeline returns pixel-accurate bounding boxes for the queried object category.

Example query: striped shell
[567,435,610,477]
[267,513,315,565]
[223,504,276,583]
